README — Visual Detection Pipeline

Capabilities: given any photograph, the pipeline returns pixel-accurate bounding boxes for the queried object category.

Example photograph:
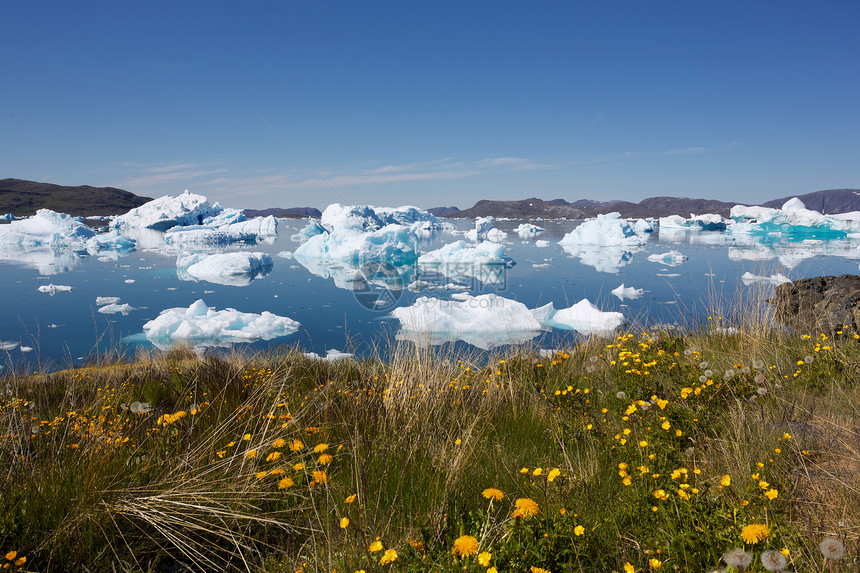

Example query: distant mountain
[454,198,586,219]
[0,178,151,216]
[761,189,860,214]
[245,207,322,218]
[427,206,460,217]
[446,196,742,219]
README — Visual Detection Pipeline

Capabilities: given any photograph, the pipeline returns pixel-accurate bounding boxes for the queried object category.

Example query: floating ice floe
[740,272,793,286]
[142,299,301,350]
[516,223,547,238]
[38,284,72,294]
[729,198,860,239]
[0,341,20,351]
[96,296,121,305]
[98,303,135,315]
[112,190,223,231]
[534,240,550,248]
[559,213,653,273]
[391,293,544,349]
[277,251,294,259]
[417,240,512,285]
[544,300,625,335]
[647,250,688,266]
[302,349,354,361]
[85,230,136,254]
[465,217,496,242]
[658,214,727,232]
[612,284,644,300]
[176,252,274,287]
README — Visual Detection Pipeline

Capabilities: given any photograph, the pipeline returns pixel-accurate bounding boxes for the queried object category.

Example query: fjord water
[2,217,859,372]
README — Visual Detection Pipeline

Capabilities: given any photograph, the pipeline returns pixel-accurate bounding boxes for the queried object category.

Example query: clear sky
[2,1,858,210]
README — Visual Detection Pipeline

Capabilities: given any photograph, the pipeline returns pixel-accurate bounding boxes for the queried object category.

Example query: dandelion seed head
[723,548,752,569]
[819,537,845,560]
[761,549,787,571]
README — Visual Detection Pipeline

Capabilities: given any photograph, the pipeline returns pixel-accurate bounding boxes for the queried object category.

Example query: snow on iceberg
[290,219,327,243]
[112,190,223,231]
[85,230,136,254]
[612,284,644,300]
[302,349,354,361]
[548,299,625,335]
[559,213,652,273]
[142,299,301,350]
[417,240,512,285]
[516,223,546,237]
[647,250,688,266]
[96,296,121,305]
[38,284,72,294]
[176,252,273,287]
[658,214,727,232]
[740,272,792,286]
[465,217,496,242]
[391,293,544,350]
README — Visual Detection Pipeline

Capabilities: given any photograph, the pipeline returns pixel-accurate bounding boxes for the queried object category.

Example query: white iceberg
[142,299,301,350]
[176,252,274,287]
[302,349,354,361]
[96,296,122,305]
[112,190,223,231]
[85,230,136,254]
[740,272,793,286]
[535,240,550,248]
[611,284,644,300]
[516,223,546,237]
[559,213,652,273]
[647,250,688,266]
[658,214,727,231]
[290,219,327,243]
[38,284,72,294]
[548,299,625,335]
[729,198,860,238]
[417,240,511,286]
[98,303,135,315]
[391,293,544,350]
[0,209,96,247]
[163,225,258,247]
[465,217,496,242]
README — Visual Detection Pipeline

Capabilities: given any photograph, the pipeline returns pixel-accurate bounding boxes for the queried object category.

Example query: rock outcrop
[769,274,860,331]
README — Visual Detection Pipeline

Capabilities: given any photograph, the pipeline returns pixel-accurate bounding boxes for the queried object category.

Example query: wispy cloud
[115,162,227,189]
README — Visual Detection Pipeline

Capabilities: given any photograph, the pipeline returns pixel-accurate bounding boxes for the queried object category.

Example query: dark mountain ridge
[0,178,151,216]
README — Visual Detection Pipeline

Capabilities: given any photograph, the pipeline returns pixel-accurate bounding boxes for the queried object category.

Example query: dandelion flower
[741,523,769,544]
[272,438,286,448]
[369,540,383,552]
[4,552,16,561]
[318,453,333,465]
[13,557,25,567]
[245,449,258,459]
[760,550,787,571]
[765,488,778,500]
[311,470,328,485]
[547,468,561,482]
[452,535,479,557]
[532,467,543,476]
[819,537,845,560]
[477,552,492,566]
[512,497,539,519]
[624,563,635,573]
[266,451,282,462]
[482,488,505,501]
[293,462,305,471]
[530,567,551,573]
[720,475,731,487]
[648,558,662,569]
[289,439,304,451]
[380,549,398,564]
[723,548,752,569]
[574,525,585,536]
[340,517,349,529]
[345,493,357,504]
[313,442,329,453]
[277,476,294,489]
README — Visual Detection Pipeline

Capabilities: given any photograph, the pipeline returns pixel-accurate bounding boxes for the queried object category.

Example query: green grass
[1,324,859,572]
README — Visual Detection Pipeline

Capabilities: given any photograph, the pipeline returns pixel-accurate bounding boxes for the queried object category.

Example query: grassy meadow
[1,308,859,572]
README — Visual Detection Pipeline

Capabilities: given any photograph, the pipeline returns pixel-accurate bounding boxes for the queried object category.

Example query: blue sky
[2,1,858,210]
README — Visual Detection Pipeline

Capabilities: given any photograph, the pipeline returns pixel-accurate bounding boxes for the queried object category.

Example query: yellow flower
[340,517,349,529]
[243,433,251,441]
[661,420,670,430]
[369,540,383,552]
[482,488,505,501]
[255,471,268,479]
[547,468,561,482]
[531,567,551,573]
[4,552,16,561]
[311,470,328,485]
[741,523,769,544]
[345,493,357,504]
[289,438,304,451]
[720,474,731,487]
[245,449,258,459]
[266,451,282,462]
[624,563,635,573]
[293,462,305,471]
[532,467,543,476]
[653,489,669,501]
[649,558,662,569]
[574,525,585,536]
[765,488,779,500]
[487,569,498,573]
[318,453,334,465]
[520,467,529,474]
[272,438,286,448]
[452,535,479,557]
[639,440,648,448]
[512,497,539,519]
[314,442,329,453]
[477,551,492,566]
[278,476,294,489]
[14,556,26,566]
[379,549,398,564]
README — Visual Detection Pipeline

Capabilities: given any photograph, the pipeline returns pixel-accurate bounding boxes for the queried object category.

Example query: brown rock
[769,274,860,332]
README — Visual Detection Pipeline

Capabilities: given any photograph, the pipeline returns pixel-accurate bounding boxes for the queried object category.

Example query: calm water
[2,218,859,371]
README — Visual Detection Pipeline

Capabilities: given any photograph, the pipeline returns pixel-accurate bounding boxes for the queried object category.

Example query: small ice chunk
[125,279,135,284]
[98,303,135,315]
[38,284,72,294]
[96,296,122,306]
[611,284,644,300]
[516,223,546,237]
[302,349,354,361]
[740,272,792,286]
[486,228,508,243]
[20,346,33,352]
[647,251,688,266]
[277,251,294,259]
[177,252,273,287]
[535,240,550,248]
[0,341,20,350]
